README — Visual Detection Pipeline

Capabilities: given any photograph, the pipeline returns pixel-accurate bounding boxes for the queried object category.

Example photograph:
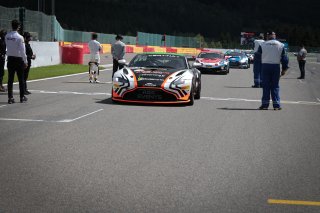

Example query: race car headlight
[171,79,191,90]
[240,58,247,63]
[172,79,185,86]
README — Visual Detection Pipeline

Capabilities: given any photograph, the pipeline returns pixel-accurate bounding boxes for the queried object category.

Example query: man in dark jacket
[23,32,36,95]
[0,29,6,92]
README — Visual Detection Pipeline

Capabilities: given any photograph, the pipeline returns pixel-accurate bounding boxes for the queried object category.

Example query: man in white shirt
[88,33,102,83]
[252,34,264,88]
[5,20,28,104]
[297,44,307,79]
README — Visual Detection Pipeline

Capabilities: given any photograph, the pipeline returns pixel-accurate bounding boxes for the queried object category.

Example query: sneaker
[274,107,282,111]
[89,79,93,83]
[24,90,31,95]
[8,98,15,104]
[94,79,100,83]
[0,86,6,92]
[259,106,268,110]
[20,96,28,103]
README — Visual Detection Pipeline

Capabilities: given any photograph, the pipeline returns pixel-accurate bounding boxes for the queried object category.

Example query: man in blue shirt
[256,31,289,110]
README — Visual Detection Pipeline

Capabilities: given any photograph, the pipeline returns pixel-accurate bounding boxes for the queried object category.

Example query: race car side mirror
[192,62,201,68]
[118,59,128,66]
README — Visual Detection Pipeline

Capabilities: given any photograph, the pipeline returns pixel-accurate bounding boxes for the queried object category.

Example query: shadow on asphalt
[217,107,261,110]
[62,81,110,84]
[224,86,254,88]
[200,72,228,75]
[94,98,187,107]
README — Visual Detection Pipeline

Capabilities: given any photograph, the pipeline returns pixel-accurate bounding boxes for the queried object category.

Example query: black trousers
[298,60,306,78]
[24,60,31,91]
[7,56,25,99]
[112,59,124,77]
[0,56,5,84]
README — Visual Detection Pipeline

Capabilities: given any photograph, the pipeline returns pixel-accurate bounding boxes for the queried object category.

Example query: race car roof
[141,52,185,57]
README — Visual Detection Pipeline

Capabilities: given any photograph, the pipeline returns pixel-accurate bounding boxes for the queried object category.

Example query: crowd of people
[0,20,35,104]
[0,19,308,110]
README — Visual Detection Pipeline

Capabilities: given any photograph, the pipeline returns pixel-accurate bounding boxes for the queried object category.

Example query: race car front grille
[197,67,224,73]
[123,89,177,101]
[229,61,240,67]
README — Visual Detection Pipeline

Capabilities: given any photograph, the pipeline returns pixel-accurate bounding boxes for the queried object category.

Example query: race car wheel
[248,63,250,68]
[187,88,195,106]
[195,81,201,100]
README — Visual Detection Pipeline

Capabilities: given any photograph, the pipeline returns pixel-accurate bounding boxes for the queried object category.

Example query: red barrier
[62,45,84,64]
[72,42,90,54]
[126,46,134,53]
[166,47,177,53]
[143,46,155,52]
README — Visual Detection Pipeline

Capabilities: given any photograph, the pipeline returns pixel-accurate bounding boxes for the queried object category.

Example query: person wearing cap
[0,29,6,92]
[5,20,28,104]
[256,31,289,110]
[252,34,265,88]
[111,34,126,77]
[296,44,307,79]
[88,33,102,83]
[23,32,36,95]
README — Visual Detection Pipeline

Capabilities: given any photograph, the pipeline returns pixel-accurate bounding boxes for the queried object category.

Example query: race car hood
[198,58,222,63]
[131,68,181,87]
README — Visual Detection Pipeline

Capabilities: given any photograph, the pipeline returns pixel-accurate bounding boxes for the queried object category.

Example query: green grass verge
[2,64,102,83]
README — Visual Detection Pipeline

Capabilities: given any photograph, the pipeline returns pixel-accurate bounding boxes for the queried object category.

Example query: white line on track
[0,109,104,123]
[24,90,109,96]
[4,68,112,86]
[57,109,103,123]
[9,90,320,106]
[101,64,113,67]
[0,105,7,108]
[0,118,47,122]
[200,97,320,106]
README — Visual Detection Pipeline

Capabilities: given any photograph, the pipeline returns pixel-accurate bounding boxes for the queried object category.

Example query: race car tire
[187,88,195,106]
[195,81,201,100]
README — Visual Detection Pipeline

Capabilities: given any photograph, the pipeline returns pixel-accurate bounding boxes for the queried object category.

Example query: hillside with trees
[2,0,320,47]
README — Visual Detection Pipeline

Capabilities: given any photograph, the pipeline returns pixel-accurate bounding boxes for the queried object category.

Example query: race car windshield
[225,52,243,57]
[198,53,223,59]
[129,54,188,70]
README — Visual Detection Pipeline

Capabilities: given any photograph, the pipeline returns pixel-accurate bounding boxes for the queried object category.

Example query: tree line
[2,0,320,48]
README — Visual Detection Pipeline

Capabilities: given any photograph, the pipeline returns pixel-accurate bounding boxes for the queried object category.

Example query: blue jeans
[261,64,281,108]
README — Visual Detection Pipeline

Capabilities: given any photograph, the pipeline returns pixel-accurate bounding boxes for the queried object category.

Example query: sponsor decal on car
[144,83,157,87]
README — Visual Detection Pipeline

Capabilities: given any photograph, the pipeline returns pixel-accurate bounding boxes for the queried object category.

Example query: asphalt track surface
[0,55,319,213]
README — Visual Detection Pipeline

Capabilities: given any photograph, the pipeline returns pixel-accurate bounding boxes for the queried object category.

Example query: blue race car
[224,51,250,69]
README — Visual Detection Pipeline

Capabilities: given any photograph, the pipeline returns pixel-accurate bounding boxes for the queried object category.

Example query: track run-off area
[0,56,319,212]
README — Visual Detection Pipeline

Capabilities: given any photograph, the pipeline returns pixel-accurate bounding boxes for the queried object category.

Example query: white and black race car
[112,53,201,105]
